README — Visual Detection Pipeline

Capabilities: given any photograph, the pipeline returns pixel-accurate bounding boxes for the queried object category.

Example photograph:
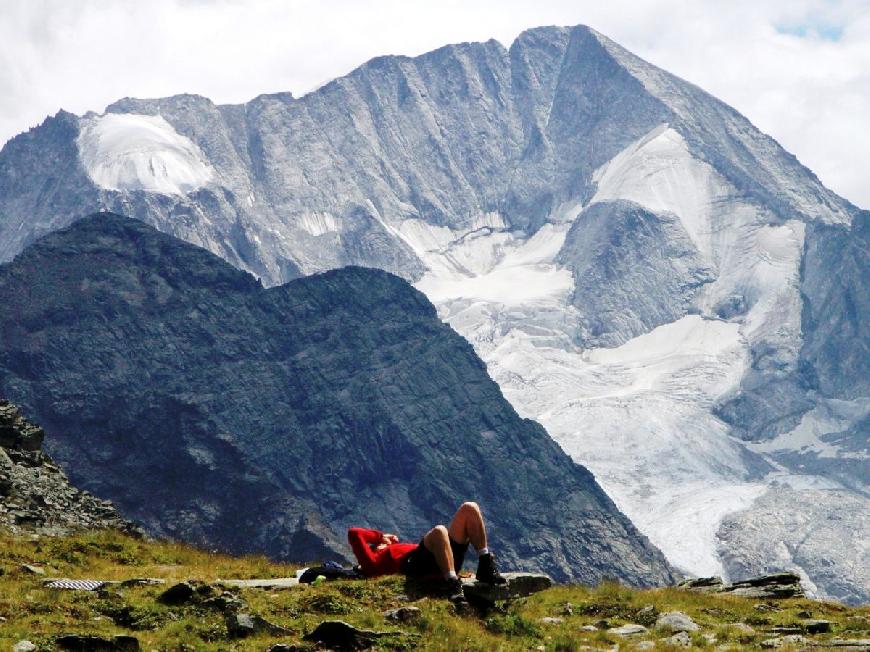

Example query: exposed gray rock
[815,640,870,650]
[13,642,37,652]
[384,606,422,623]
[608,624,648,636]
[0,400,137,537]
[557,200,714,347]
[225,611,292,638]
[655,611,700,633]
[665,631,691,647]
[462,572,553,603]
[541,616,564,624]
[20,563,45,575]
[678,572,805,600]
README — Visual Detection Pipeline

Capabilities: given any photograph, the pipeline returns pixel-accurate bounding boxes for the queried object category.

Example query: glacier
[77,113,214,195]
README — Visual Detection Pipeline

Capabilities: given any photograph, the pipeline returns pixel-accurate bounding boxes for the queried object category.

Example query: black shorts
[400,537,469,578]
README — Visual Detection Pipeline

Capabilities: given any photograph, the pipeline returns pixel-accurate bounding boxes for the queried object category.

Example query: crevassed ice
[77,113,214,195]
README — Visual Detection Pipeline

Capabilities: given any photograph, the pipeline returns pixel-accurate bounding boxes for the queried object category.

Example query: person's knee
[427,524,449,541]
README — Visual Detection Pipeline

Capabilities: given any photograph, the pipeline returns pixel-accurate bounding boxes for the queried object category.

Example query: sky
[1,0,868,208]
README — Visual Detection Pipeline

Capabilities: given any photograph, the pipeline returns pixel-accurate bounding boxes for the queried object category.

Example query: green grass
[1,530,868,650]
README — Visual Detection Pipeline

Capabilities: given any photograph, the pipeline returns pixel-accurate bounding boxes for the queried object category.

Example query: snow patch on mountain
[77,113,214,195]
[591,125,722,256]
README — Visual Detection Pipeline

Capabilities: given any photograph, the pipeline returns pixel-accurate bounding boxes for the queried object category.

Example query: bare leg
[447,501,487,551]
[422,524,454,575]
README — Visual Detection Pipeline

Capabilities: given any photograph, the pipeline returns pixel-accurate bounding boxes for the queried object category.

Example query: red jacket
[347,527,418,577]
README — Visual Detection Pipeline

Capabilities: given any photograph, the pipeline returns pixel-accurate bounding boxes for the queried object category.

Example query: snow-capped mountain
[0,25,866,602]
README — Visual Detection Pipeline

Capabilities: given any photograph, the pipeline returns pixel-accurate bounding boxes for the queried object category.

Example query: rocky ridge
[0,400,136,536]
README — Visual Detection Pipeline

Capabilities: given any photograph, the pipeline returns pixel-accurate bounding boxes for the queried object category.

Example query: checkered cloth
[44,579,108,591]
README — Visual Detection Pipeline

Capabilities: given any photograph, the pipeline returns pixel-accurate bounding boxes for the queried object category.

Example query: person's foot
[476,552,507,585]
[440,575,465,602]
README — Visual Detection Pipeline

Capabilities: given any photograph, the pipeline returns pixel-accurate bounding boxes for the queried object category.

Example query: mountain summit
[0,25,866,602]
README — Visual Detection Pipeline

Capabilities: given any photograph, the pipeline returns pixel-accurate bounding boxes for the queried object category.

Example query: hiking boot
[476,552,506,585]
[440,576,465,602]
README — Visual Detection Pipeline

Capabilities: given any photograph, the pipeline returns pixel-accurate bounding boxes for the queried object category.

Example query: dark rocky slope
[0,213,674,585]
[0,399,136,535]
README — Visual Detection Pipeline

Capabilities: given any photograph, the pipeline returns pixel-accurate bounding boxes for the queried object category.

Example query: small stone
[655,611,699,633]
[225,611,292,638]
[20,563,45,575]
[303,620,389,650]
[384,606,422,623]
[703,633,718,644]
[541,616,564,624]
[796,610,813,619]
[13,642,37,652]
[608,623,648,637]
[580,624,598,632]
[760,634,807,649]
[665,631,691,647]
[803,619,833,634]
[634,642,655,650]
[157,581,195,605]
[562,602,574,615]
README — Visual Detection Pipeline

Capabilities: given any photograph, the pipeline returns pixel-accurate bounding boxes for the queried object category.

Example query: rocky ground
[1,529,869,651]
[0,400,138,536]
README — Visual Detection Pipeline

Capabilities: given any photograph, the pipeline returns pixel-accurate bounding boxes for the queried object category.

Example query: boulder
[157,581,195,605]
[541,617,564,624]
[20,563,45,575]
[677,572,804,600]
[461,572,552,604]
[13,642,37,652]
[303,620,393,650]
[655,611,699,633]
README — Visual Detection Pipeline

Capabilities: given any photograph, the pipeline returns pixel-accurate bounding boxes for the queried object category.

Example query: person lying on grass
[347,501,506,602]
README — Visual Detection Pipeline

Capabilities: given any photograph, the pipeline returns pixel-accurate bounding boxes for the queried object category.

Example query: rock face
[0,23,865,600]
[0,400,136,535]
[0,214,674,586]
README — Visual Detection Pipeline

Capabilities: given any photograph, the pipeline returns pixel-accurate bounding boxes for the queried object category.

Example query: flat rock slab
[217,577,300,589]
[461,572,552,603]
[608,624,648,637]
[677,572,805,600]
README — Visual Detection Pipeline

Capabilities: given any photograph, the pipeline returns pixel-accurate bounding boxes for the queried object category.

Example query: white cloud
[1,0,867,208]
